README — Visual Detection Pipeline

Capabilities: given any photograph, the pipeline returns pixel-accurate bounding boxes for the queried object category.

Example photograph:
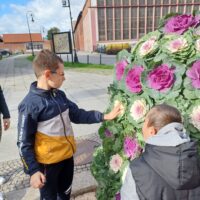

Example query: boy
[0,85,10,198]
[121,104,200,200]
[17,50,121,200]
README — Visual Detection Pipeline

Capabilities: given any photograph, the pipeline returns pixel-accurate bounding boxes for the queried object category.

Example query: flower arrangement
[91,12,200,200]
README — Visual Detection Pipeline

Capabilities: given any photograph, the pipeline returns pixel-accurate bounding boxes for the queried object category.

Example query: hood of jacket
[144,123,200,190]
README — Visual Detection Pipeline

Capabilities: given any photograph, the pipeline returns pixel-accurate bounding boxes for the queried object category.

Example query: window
[139,0,145,6]
[163,0,170,4]
[194,0,200,12]
[123,0,129,6]
[170,0,177,12]
[98,8,105,41]
[147,6,153,33]
[139,6,145,37]
[107,8,113,40]
[178,0,185,3]
[123,8,129,39]
[185,5,192,14]
[147,0,153,5]
[115,8,121,40]
[163,5,169,17]
[115,0,121,6]
[26,43,43,50]
[97,0,104,6]
[131,0,137,5]
[131,7,137,39]
[106,0,112,6]
[154,7,161,29]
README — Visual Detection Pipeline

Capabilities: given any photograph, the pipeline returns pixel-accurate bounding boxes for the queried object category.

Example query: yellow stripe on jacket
[34,131,76,164]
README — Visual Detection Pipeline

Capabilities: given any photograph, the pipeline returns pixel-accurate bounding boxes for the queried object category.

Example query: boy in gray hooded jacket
[121,104,200,200]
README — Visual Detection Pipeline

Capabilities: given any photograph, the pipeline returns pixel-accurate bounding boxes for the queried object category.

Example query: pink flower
[147,64,175,92]
[139,39,157,56]
[116,60,128,81]
[164,14,200,35]
[125,66,144,93]
[109,154,123,173]
[105,129,113,137]
[186,60,200,89]
[196,39,200,52]
[124,137,140,159]
[130,100,147,121]
[190,105,200,130]
[115,192,121,200]
[167,38,188,53]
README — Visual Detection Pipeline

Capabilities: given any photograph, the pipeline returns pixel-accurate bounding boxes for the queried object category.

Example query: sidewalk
[1,132,100,200]
[0,55,113,199]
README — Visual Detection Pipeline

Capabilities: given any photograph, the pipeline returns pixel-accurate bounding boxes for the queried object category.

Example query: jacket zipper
[50,91,75,154]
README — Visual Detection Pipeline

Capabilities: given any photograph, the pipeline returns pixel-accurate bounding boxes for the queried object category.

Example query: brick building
[0,33,51,54]
[74,0,200,52]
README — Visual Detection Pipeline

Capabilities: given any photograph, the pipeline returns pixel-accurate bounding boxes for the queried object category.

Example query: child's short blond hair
[147,104,182,131]
[33,49,63,77]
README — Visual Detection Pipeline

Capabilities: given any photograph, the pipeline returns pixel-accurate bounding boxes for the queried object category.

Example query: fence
[60,53,116,66]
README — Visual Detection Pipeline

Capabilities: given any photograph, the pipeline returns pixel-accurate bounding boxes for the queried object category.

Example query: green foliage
[92,11,200,200]
[47,27,60,40]
[27,55,35,62]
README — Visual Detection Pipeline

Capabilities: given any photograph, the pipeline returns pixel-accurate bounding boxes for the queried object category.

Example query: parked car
[0,49,12,57]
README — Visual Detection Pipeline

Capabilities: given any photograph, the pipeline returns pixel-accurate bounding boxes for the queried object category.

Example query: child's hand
[30,171,46,189]
[3,118,10,130]
[104,103,122,120]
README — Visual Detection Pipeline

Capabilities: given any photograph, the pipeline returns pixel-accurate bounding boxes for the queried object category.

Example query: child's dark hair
[33,49,63,77]
[147,104,182,131]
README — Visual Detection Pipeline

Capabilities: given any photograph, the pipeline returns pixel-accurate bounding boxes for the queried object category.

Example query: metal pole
[87,55,89,64]
[26,12,34,57]
[67,0,78,63]
[100,53,102,65]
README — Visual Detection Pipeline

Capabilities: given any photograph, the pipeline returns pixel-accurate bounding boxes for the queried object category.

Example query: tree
[47,27,60,40]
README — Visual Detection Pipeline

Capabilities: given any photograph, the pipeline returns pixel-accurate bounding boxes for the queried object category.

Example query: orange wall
[0,40,51,54]
[74,0,92,51]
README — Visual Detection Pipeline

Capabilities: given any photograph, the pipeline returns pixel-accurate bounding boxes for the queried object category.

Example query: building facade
[0,33,51,54]
[74,0,200,52]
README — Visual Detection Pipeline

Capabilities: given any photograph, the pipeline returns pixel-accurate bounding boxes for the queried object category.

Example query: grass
[27,55,113,71]
[27,55,35,62]
[64,62,113,69]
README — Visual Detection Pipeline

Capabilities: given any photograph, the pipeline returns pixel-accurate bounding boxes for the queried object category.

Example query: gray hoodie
[121,123,192,200]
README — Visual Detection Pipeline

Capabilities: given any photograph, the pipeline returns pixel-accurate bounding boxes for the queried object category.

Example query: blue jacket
[0,86,10,119]
[17,82,103,176]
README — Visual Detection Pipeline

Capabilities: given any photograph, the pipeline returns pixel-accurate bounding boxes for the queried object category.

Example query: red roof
[3,33,43,43]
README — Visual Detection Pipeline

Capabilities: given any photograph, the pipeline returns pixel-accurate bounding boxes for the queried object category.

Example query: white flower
[167,38,188,53]
[139,39,157,56]
[109,154,123,173]
[195,39,200,52]
[114,100,125,115]
[190,105,200,130]
[130,99,147,121]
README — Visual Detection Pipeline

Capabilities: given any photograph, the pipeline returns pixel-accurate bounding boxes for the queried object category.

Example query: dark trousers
[39,157,74,200]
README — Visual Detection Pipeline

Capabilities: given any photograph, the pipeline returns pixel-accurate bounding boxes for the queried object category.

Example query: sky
[0,0,86,36]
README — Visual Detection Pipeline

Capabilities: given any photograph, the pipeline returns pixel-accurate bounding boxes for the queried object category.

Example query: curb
[71,185,96,198]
